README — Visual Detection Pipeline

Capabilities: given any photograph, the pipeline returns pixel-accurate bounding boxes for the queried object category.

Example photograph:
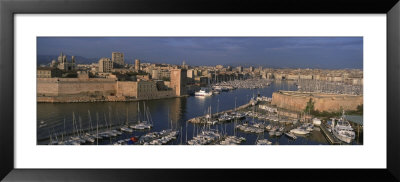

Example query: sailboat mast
[137,102,140,123]
[88,110,93,133]
[63,117,65,142]
[217,98,219,114]
[79,116,83,136]
[126,108,129,125]
[96,112,99,145]
[143,102,146,122]
[109,107,112,128]
[235,97,237,111]
[210,105,212,122]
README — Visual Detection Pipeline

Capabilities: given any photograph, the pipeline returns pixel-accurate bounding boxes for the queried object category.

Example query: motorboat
[195,88,213,96]
[290,128,310,135]
[312,118,322,126]
[256,139,272,145]
[284,132,297,140]
[331,113,356,143]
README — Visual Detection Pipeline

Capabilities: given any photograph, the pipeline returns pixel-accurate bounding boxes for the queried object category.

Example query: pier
[187,102,252,124]
[320,123,341,145]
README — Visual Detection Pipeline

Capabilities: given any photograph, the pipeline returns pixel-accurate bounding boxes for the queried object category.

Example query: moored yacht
[290,128,310,135]
[331,112,355,143]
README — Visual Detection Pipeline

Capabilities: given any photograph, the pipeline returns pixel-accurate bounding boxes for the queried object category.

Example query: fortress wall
[57,78,116,97]
[138,89,175,100]
[37,78,117,97]
[37,78,59,96]
[271,91,363,112]
[37,78,179,102]
[117,81,138,97]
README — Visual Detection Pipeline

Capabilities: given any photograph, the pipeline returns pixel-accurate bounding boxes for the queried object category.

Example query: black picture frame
[1,0,399,181]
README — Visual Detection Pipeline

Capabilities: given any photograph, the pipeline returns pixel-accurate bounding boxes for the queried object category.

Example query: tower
[170,69,187,96]
[112,52,124,68]
[99,58,113,73]
[135,59,141,72]
[57,52,65,63]
[182,60,188,69]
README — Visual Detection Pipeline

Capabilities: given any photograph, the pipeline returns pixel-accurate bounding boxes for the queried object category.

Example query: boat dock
[320,123,341,145]
[188,102,252,124]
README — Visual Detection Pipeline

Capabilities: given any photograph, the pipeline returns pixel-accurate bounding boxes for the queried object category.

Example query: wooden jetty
[320,123,341,145]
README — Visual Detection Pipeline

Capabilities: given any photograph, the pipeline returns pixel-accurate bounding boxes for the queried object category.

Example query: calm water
[37,80,331,145]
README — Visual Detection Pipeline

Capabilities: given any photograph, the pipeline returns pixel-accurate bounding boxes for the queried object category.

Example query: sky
[37,37,363,69]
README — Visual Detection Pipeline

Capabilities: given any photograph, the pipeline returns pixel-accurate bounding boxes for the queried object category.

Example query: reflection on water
[37,81,331,145]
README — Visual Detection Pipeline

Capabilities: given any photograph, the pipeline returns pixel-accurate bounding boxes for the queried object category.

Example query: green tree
[357,104,363,114]
[304,98,315,114]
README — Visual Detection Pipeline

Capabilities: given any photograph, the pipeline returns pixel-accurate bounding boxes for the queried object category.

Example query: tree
[304,98,315,114]
[357,104,363,114]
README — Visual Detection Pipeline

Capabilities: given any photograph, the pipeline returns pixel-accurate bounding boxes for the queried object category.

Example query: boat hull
[332,129,352,143]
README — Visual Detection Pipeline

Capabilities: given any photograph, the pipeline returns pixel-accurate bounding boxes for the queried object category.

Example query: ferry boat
[195,88,213,96]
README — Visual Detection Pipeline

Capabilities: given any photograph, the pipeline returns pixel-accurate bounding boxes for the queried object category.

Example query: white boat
[120,126,133,132]
[130,122,152,130]
[269,131,276,136]
[290,128,310,135]
[312,118,322,126]
[112,129,122,135]
[256,139,272,145]
[213,85,222,91]
[130,102,153,130]
[285,132,297,140]
[335,117,353,131]
[195,88,213,96]
[331,113,355,143]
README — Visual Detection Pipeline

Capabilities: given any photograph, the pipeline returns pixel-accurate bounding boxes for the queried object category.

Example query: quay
[187,101,252,124]
[320,123,341,145]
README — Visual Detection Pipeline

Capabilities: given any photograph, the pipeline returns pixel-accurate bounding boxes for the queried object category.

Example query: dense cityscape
[37,38,363,146]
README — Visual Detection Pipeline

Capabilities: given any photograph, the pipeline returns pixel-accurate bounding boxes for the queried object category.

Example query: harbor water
[37,80,333,145]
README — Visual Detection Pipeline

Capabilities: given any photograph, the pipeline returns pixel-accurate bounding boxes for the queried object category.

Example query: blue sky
[37,37,363,69]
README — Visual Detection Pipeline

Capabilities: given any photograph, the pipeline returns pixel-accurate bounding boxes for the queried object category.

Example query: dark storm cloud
[37,37,363,69]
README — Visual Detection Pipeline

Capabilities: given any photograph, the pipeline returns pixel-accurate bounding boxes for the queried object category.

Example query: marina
[38,80,362,145]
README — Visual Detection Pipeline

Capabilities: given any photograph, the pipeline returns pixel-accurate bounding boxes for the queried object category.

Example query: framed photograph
[1,0,399,181]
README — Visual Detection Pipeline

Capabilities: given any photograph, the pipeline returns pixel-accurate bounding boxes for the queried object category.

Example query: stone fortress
[37,70,185,102]
[271,91,363,113]
[37,52,187,103]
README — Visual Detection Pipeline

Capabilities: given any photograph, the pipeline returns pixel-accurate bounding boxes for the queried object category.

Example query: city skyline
[37,37,363,69]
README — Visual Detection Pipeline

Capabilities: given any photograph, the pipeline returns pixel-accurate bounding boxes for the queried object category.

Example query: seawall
[271,91,363,112]
[37,78,180,103]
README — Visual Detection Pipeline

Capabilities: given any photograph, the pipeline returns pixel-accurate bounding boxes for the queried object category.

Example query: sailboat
[75,114,95,143]
[107,108,122,136]
[130,102,153,130]
[120,108,133,133]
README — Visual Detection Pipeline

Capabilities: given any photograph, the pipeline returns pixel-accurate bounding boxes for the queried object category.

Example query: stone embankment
[271,91,363,112]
